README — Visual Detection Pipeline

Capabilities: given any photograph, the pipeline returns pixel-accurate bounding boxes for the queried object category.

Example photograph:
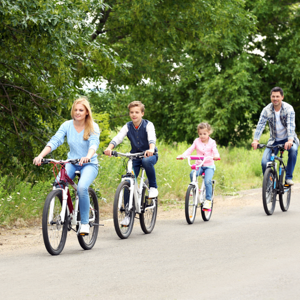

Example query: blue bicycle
[258,144,292,215]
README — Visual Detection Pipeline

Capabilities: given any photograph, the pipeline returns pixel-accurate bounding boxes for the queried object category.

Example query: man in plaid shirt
[251,87,298,185]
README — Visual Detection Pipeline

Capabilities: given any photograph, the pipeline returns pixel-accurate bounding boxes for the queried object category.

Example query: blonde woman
[33,97,100,235]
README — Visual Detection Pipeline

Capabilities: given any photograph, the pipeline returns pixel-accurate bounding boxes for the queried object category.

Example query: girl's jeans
[190,167,214,200]
[63,163,98,224]
[261,139,298,180]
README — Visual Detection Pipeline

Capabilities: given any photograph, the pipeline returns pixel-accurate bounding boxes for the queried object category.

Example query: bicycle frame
[45,159,95,229]
[266,148,287,196]
[112,152,156,215]
[187,156,215,206]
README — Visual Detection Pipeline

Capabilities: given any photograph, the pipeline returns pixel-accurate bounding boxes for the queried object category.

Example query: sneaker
[120,215,130,227]
[285,179,294,186]
[203,200,212,211]
[80,223,89,235]
[149,187,158,198]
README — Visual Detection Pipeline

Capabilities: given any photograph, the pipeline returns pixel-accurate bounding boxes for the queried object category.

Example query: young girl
[33,97,100,235]
[177,122,220,211]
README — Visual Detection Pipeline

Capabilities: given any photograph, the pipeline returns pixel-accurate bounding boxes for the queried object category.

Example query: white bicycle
[177,156,220,224]
[110,151,158,239]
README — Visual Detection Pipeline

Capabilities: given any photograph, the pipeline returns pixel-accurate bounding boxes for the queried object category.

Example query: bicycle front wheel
[262,168,276,215]
[77,188,99,250]
[140,180,158,234]
[113,181,135,239]
[279,172,291,211]
[201,184,214,221]
[185,185,197,224]
[42,190,68,255]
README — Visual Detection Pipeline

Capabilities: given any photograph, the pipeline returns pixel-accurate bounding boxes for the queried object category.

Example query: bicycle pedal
[121,225,129,228]
[79,233,89,236]
[91,223,104,226]
[284,184,290,187]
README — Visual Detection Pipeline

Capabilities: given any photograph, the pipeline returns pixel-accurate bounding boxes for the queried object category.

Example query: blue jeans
[64,163,98,224]
[190,167,214,200]
[133,154,158,188]
[261,139,298,180]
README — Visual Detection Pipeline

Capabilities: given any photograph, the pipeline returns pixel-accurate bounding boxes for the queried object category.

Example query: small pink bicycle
[177,156,220,224]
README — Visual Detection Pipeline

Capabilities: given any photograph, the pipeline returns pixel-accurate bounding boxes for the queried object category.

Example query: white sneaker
[149,187,158,198]
[80,223,89,235]
[203,200,212,211]
[120,215,130,227]
[285,179,294,186]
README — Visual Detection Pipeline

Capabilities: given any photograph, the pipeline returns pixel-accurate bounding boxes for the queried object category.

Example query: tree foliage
[0,0,119,177]
[92,0,300,146]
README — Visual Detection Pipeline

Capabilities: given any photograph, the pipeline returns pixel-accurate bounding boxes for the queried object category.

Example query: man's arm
[285,108,296,150]
[252,109,268,150]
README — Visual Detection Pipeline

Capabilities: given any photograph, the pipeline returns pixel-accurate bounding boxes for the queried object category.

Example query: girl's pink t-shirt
[183,137,220,167]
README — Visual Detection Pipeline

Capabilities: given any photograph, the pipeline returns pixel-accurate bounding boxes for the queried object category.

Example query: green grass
[1,133,299,226]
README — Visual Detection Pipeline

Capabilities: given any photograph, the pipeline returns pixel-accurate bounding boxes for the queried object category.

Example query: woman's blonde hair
[71,97,95,140]
[197,122,213,135]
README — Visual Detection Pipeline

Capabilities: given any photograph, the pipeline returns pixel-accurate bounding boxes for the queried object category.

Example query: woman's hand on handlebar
[213,157,221,161]
[33,156,44,166]
[79,156,90,166]
[176,155,185,160]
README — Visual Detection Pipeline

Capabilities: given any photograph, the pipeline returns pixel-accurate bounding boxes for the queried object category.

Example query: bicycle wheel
[140,180,158,234]
[201,183,214,221]
[42,190,68,255]
[77,188,99,250]
[185,185,197,224]
[262,168,276,215]
[279,171,291,211]
[113,181,135,239]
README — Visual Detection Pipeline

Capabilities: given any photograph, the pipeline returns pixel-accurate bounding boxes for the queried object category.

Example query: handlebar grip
[41,159,48,165]
[215,158,221,161]
[176,157,184,160]
[111,151,118,157]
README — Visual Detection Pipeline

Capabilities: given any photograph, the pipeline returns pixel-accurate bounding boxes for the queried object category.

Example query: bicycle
[258,144,292,215]
[177,156,220,224]
[40,158,101,255]
[109,151,158,239]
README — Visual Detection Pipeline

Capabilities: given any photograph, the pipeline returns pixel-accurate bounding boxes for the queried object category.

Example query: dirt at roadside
[2,185,298,254]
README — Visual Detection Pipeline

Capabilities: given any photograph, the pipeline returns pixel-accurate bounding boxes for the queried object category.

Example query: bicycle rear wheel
[185,185,197,224]
[77,188,99,250]
[113,181,135,239]
[279,171,291,211]
[262,168,276,215]
[201,183,214,221]
[140,180,158,234]
[42,190,68,255]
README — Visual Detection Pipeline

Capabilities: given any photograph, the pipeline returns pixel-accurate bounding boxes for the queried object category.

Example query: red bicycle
[40,158,100,255]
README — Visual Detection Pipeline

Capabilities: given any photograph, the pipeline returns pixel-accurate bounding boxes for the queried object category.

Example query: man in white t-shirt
[251,87,298,185]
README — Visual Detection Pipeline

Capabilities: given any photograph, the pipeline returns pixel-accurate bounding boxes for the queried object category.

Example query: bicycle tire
[42,189,68,255]
[77,188,99,250]
[279,170,291,211]
[201,183,214,221]
[262,168,276,215]
[140,180,158,234]
[113,181,135,239]
[185,185,197,224]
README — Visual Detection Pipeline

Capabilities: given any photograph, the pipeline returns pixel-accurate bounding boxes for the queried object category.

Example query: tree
[91,0,300,146]
[89,0,258,145]
[0,0,119,177]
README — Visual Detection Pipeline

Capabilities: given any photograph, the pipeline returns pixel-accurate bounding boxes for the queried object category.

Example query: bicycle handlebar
[41,158,90,165]
[257,144,286,151]
[176,156,221,161]
[103,149,157,158]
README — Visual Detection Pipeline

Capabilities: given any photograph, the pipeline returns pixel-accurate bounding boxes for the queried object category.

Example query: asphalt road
[1,186,300,300]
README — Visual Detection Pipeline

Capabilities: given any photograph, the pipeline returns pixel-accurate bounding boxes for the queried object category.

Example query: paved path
[1,186,300,300]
